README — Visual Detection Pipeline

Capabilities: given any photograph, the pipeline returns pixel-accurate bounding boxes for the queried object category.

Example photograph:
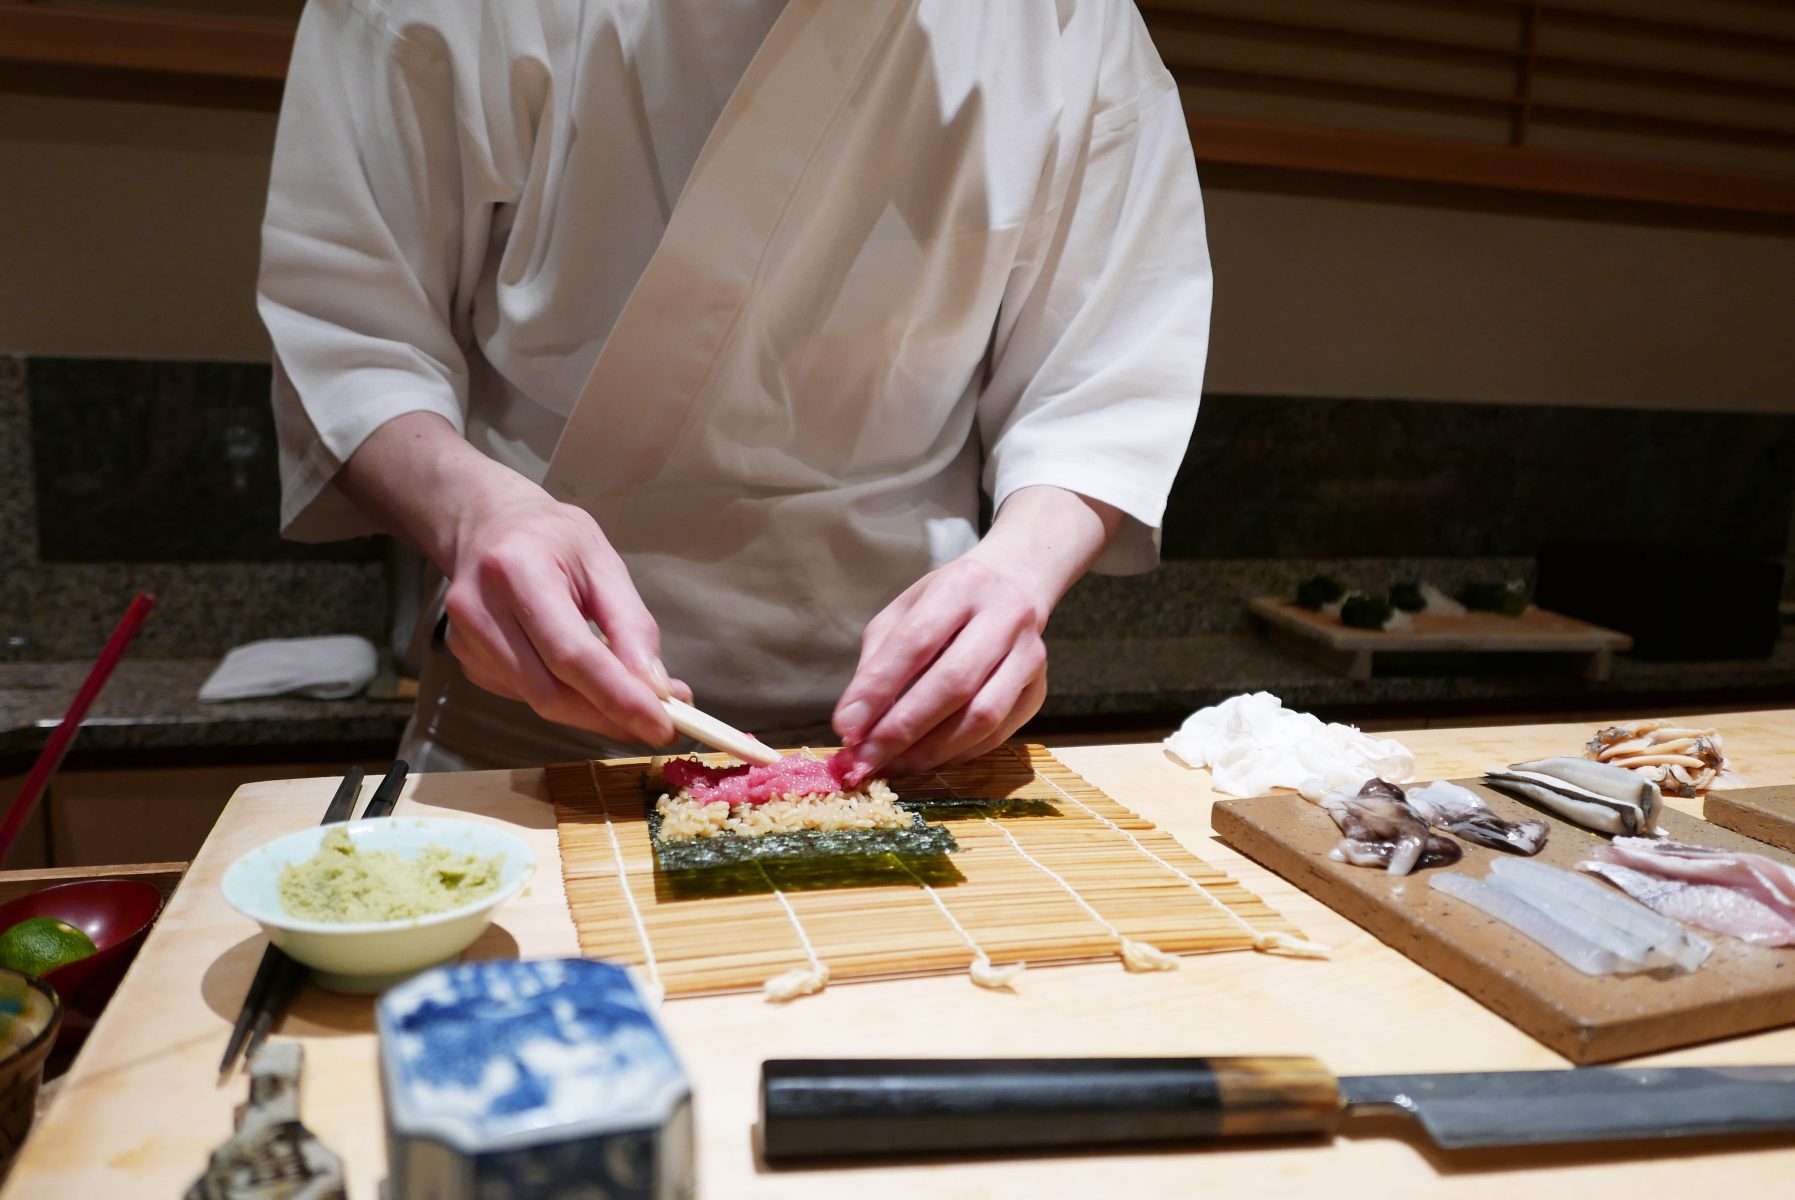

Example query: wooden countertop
[10,710,1795,1198]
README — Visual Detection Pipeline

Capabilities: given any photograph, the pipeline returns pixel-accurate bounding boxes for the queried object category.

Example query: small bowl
[0,969,62,1174]
[0,879,164,1046]
[220,818,534,994]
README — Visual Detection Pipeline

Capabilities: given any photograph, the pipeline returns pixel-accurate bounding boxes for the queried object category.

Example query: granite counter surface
[5,637,1792,765]
[0,659,413,763]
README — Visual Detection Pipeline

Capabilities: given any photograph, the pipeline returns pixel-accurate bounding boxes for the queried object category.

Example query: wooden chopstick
[219,765,364,1074]
[663,697,781,765]
[238,760,411,1063]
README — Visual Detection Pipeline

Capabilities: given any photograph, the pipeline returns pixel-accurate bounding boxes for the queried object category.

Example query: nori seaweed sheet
[647,804,959,871]
[654,853,966,901]
[897,796,1060,821]
[642,773,1059,888]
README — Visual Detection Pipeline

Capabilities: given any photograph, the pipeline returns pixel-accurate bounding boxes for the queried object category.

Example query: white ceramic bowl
[221,818,535,994]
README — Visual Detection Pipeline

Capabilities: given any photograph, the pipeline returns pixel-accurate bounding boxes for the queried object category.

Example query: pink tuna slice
[1602,838,1795,920]
[661,752,857,806]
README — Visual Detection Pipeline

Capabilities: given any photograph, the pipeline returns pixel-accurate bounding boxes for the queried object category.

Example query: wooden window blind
[3,0,1793,216]
[1146,0,1795,214]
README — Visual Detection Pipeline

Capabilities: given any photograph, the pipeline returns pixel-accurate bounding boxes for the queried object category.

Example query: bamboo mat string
[891,854,1025,989]
[1024,750,1331,960]
[980,811,1177,972]
[799,748,1020,989]
[585,760,665,1000]
[757,861,831,1002]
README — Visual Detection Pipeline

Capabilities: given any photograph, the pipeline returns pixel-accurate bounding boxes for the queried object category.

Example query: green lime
[0,916,98,977]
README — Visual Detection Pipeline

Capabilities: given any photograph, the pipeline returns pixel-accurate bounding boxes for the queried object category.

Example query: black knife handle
[759,1057,1341,1160]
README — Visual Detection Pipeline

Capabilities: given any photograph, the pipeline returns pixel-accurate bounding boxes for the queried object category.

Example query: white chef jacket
[261,0,1212,753]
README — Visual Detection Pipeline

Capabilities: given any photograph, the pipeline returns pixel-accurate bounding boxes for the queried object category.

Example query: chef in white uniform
[261,0,1212,779]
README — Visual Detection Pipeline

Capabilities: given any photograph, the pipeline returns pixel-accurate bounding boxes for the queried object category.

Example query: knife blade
[758,1058,1795,1160]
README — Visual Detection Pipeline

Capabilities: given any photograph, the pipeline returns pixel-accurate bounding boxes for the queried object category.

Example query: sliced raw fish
[1430,872,1632,975]
[1601,838,1795,921]
[1483,873,1656,967]
[1489,857,1710,971]
[1578,861,1795,947]
[661,752,855,806]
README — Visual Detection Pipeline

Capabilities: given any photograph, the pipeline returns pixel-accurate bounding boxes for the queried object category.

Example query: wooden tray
[1705,785,1795,852]
[1247,597,1632,681]
[548,745,1305,998]
[1214,780,1795,1063]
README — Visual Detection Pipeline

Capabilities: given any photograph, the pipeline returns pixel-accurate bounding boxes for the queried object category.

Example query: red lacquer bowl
[0,880,164,1045]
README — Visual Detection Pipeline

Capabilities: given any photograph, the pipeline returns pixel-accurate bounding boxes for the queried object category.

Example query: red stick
[0,592,156,864]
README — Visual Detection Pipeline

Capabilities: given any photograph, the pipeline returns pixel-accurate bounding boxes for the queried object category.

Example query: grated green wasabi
[278,827,505,923]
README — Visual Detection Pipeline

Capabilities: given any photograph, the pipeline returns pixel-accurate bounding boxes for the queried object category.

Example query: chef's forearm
[334,411,546,573]
[965,485,1122,625]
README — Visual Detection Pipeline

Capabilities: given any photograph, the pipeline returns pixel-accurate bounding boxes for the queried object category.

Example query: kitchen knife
[759,1057,1795,1159]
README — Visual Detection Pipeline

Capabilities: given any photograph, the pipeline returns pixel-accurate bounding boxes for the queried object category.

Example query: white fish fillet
[1430,872,1631,975]
[1578,861,1795,947]
[1603,838,1795,922]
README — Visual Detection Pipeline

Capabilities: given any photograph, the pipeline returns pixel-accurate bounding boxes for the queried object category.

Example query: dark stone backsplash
[1,356,386,661]
[3,354,1790,666]
[27,358,378,563]
[1169,395,1795,560]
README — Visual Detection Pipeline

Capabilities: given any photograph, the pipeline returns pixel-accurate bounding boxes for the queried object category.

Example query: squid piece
[1312,779,1460,875]
[1404,780,1549,856]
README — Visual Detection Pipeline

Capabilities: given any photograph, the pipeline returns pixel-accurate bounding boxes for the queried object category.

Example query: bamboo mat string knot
[891,854,1025,989]
[1025,751,1331,960]
[759,867,831,1002]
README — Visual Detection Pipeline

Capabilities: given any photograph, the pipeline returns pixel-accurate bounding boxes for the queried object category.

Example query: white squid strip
[1483,873,1656,967]
[1430,872,1631,975]
[1489,857,1711,971]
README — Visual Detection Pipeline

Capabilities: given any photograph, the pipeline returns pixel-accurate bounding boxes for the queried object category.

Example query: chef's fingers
[843,611,1022,780]
[578,554,673,701]
[881,638,1047,778]
[949,668,1048,768]
[503,563,674,744]
[448,614,648,742]
[834,587,973,747]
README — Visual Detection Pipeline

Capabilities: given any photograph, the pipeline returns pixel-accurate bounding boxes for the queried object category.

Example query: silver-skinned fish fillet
[1578,861,1795,947]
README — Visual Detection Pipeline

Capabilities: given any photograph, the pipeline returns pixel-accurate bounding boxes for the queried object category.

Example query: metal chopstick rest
[240,760,412,1062]
[219,766,365,1075]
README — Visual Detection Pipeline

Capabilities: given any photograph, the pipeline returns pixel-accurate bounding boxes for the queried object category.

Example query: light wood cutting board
[1214,780,1795,1064]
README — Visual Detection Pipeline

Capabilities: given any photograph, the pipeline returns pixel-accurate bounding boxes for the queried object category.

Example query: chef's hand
[832,486,1122,784]
[339,412,684,745]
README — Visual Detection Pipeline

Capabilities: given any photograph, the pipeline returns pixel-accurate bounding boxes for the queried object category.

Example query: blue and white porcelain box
[377,959,693,1200]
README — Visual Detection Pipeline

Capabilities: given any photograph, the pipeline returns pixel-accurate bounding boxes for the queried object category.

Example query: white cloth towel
[199,636,379,702]
[1164,691,1415,798]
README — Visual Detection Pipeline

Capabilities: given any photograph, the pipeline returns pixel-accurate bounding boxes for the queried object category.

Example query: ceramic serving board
[1214,780,1795,1064]
[1704,785,1795,854]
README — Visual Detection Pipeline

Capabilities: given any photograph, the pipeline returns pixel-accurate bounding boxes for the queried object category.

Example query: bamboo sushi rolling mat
[547,744,1312,998]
